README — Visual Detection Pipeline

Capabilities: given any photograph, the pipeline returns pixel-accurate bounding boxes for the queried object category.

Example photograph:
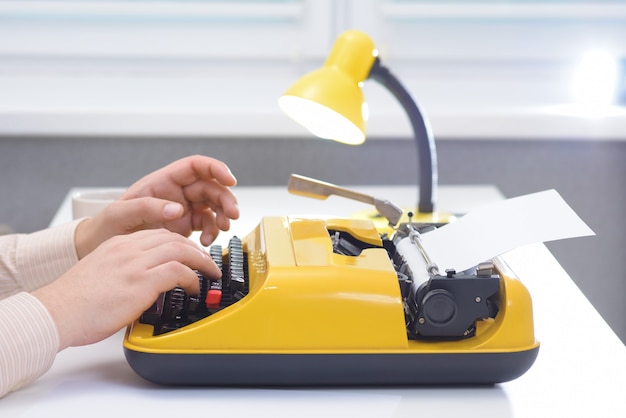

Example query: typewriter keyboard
[139,236,249,335]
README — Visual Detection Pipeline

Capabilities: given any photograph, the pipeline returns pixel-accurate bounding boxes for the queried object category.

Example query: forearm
[0,222,80,397]
[0,292,59,398]
[0,221,81,297]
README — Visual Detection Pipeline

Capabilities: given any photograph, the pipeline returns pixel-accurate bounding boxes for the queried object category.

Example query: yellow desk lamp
[279,30,451,226]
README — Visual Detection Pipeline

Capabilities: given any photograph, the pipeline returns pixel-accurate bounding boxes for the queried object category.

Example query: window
[0,0,624,139]
[0,0,335,59]
[354,0,626,61]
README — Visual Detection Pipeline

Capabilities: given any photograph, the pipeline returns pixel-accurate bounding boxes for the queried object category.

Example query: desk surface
[3,185,626,417]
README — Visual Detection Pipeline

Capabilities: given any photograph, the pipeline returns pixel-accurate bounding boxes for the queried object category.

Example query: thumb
[109,197,184,230]
[77,198,186,259]
[161,201,185,220]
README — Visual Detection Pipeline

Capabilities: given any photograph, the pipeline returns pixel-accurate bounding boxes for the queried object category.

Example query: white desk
[3,185,626,417]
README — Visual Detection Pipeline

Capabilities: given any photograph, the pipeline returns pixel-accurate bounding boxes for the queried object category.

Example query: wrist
[74,218,97,260]
[32,285,74,351]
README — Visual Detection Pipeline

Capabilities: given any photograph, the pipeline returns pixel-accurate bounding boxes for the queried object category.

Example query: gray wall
[1,136,624,343]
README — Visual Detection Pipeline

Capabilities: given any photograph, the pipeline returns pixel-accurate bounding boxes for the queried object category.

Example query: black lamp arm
[368,57,437,214]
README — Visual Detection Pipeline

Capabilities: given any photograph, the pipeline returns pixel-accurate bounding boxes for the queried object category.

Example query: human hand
[75,155,239,258]
[33,229,218,350]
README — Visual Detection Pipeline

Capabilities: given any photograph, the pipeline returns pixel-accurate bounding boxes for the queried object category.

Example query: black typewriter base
[124,347,539,386]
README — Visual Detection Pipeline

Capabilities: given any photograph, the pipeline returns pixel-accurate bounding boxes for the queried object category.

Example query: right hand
[74,155,240,259]
[33,229,217,351]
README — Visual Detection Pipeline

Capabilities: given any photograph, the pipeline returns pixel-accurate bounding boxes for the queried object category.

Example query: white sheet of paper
[420,189,595,272]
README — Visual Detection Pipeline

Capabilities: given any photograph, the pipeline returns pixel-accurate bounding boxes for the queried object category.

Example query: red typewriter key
[205,288,222,309]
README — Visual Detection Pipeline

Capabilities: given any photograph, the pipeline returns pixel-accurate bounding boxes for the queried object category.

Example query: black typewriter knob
[421,289,457,325]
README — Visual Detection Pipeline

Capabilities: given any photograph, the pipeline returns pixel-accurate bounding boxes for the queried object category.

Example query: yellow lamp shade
[279,30,378,145]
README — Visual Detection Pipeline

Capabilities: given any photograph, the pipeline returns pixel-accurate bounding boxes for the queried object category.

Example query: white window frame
[0,1,335,59]
[0,0,625,140]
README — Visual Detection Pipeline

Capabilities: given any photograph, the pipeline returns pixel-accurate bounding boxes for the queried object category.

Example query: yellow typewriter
[124,177,539,386]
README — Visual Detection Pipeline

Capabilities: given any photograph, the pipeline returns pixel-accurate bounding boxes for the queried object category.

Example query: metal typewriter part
[287,174,403,227]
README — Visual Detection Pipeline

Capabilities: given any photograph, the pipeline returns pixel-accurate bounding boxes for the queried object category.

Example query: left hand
[35,228,219,350]
[75,155,239,258]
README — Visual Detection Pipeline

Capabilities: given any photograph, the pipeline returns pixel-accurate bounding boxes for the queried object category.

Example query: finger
[98,229,218,292]
[164,155,237,188]
[217,188,240,220]
[110,229,207,261]
[183,182,240,220]
[198,209,219,246]
[208,207,230,237]
[138,233,220,278]
[146,261,202,295]
[106,198,184,232]
[133,228,203,246]
[189,155,238,187]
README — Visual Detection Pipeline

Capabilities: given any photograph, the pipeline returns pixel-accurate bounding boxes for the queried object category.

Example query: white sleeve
[0,220,81,298]
[0,292,59,398]
[0,220,81,398]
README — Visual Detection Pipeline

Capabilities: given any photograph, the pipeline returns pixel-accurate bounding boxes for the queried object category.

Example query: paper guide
[419,189,595,273]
